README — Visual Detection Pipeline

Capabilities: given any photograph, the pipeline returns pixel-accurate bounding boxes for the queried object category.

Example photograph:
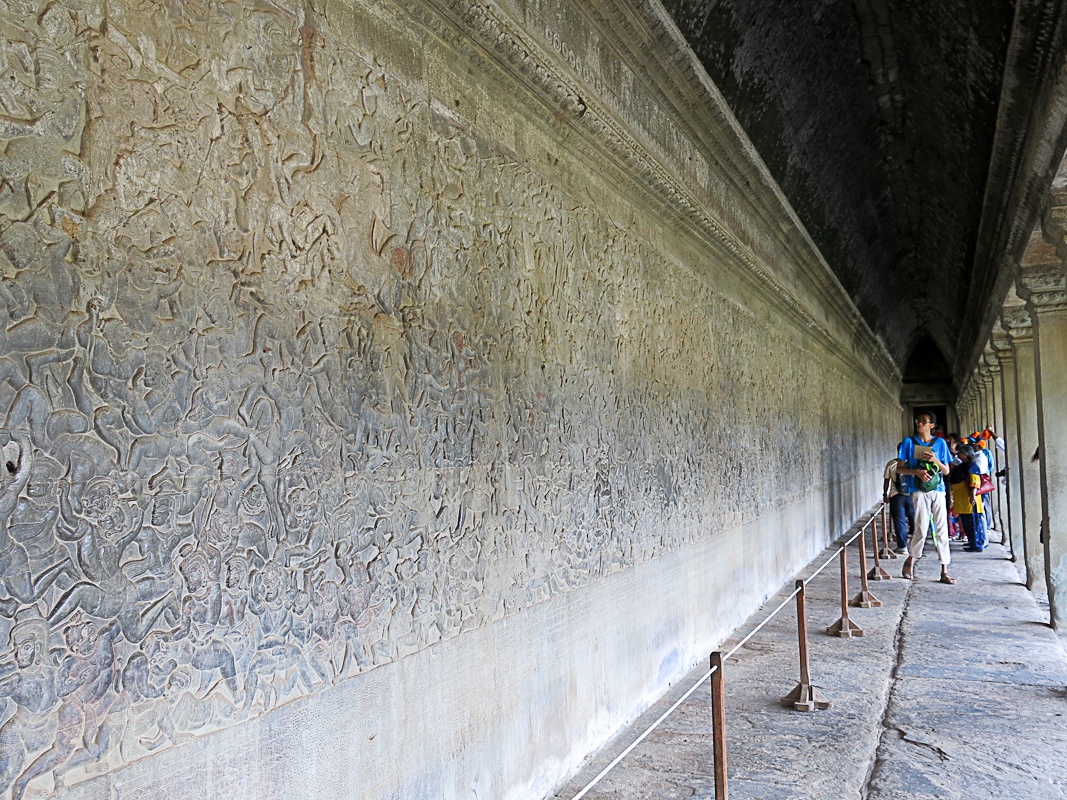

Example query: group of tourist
[882,411,1000,584]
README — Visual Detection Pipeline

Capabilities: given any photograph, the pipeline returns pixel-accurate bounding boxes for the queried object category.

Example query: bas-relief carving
[0,1,894,796]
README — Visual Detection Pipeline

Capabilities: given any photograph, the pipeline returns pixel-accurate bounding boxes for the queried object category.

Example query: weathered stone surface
[0,1,898,797]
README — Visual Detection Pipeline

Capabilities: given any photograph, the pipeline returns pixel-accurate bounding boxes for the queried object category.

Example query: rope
[565,504,885,798]
[568,663,718,800]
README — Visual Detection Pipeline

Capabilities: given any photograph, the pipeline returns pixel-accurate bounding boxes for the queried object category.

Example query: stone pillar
[1002,304,1044,589]
[1020,270,1067,626]
[980,367,993,431]
[993,332,1023,561]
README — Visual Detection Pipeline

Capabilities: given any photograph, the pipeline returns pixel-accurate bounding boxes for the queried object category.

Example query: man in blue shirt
[897,412,955,584]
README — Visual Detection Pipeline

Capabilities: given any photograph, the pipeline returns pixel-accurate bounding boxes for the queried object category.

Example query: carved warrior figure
[13,618,122,799]
[0,442,73,616]
[0,612,58,799]
[49,482,179,643]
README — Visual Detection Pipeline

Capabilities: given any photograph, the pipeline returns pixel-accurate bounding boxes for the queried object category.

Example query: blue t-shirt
[897,436,952,493]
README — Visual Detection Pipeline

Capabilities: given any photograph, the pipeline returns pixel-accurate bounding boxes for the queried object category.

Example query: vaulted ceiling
[662,0,1067,378]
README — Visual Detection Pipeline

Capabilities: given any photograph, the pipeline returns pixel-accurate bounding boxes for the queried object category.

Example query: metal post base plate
[826,617,865,637]
[781,682,833,711]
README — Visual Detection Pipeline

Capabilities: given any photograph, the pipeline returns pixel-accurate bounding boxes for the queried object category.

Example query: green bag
[915,462,941,492]
[911,437,941,492]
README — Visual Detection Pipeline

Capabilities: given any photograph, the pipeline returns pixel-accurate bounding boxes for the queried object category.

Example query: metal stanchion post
[879,503,898,560]
[711,652,728,799]
[781,580,832,711]
[853,524,883,605]
[827,545,864,637]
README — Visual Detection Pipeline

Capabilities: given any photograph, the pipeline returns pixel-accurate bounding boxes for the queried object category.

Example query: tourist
[944,434,964,541]
[949,444,986,551]
[882,457,913,553]
[967,428,997,532]
[897,412,955,584]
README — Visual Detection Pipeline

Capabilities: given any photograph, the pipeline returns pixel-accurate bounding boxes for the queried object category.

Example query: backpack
[910,437,942,493]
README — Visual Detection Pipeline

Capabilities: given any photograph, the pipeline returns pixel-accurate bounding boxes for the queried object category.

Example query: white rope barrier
[565,504,885,799]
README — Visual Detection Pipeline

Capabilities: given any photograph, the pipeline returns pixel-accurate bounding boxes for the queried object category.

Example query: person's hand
[918,451,935,462]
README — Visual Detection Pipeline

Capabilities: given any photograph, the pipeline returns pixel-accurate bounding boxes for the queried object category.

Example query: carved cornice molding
[1018,268,1067,313]
[954,0,1067,384]
[414,0,901,397]
[1001,304,1034,342]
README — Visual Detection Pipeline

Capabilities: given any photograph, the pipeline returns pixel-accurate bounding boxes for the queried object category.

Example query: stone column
[1019,270,1067,626]
[981,366,994,431]
[993,331,1023,561]
[1002,304,1044,589]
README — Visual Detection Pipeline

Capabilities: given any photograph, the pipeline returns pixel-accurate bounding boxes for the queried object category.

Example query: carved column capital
[1001,304,1034,342]
[1042,197,1067,259]
[985,353,1002,376]
[990,322,1013,361]
[1018,268,1067,314]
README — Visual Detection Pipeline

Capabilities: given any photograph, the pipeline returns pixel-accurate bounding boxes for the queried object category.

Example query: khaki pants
[910,490,951,566]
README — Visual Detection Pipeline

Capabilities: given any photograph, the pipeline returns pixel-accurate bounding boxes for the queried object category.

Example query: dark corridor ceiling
[662,0,1019,373]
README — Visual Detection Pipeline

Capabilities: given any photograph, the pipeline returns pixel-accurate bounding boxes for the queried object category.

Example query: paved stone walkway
[553,519,1067,799]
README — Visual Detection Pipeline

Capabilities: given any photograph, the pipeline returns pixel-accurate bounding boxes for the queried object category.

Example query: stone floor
[552,521,1067,800]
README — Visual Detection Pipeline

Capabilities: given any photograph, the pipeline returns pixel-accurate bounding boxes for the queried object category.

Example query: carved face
[81,479,130,539]
[218,450,246,481]
[26,465,59,499]
[205,509,238,552]
[151,494,175,528]
[141,348,176,392]
[225,552,251,591]
[179,550,213,598]
[280,466,317,528]
[12,634,41,669]
[240,482,266,516]
[259,561,286,603]
[64,620,97,658]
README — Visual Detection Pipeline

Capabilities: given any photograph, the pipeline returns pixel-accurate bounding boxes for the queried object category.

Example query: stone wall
[0,1,899,798]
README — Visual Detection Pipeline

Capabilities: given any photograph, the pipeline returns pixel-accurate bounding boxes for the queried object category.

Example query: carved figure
[0,612,58,799]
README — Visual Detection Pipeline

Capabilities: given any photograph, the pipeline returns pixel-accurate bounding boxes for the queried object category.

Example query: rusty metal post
[781,580,832,711]
[827,545,864,637]
[710,651,728,799]
[869,518,892,581]
[853,524,883,605]
[879,502,898,560]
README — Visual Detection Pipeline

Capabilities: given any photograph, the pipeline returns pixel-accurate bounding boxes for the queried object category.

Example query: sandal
[938,574,957,585]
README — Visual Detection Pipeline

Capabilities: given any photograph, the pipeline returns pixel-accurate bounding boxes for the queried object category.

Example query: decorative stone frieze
[0,0,900,796]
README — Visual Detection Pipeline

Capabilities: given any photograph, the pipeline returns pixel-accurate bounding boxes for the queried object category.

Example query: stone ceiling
[661,0,1065,376]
